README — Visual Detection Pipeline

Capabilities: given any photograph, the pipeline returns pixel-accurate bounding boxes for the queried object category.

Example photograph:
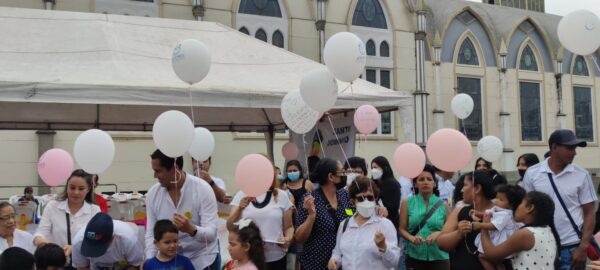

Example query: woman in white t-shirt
[0,202,35,254]
[34,169,101,257]
[227,174,294,270]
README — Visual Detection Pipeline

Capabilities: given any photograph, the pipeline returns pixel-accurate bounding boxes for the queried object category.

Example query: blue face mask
[277,175,284,181]
[287,171,301,182]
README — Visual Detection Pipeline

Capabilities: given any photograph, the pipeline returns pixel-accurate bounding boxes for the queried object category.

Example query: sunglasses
[355,194,375,202]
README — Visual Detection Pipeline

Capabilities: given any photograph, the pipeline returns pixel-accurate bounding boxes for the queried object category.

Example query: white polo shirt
[522,158,597,245]
[72,220,143,269]
[145,174,219,270]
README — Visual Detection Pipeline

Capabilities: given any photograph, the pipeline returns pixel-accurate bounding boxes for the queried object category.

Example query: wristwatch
[208,180,215,187]
[190,228,198,237]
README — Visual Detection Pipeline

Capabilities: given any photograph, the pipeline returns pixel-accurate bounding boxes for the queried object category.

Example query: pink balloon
[426,128,472,171]
[235,154,274,197]
[282,142,299,160]
[38,148,74,187]
[354,105,380,135]
[394,143,426,179]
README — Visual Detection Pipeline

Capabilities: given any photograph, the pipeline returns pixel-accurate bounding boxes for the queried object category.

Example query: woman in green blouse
[399,164,450,270]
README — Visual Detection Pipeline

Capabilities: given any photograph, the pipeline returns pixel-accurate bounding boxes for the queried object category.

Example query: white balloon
[172,39,211,84]
[323,32,366,82]
[281,90,320,134]
[477,136,504,162]
[300,69,339,112]
[74,129,115,174]
[153,110,195,158]
[189,127,215,162]
[557,10,600,56]
[451,93,474,120]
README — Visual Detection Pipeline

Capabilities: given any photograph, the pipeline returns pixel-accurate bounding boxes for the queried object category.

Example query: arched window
[352,0,387,29]
[239,27,250,35]
[519,45,538,71]
[366,39,376,56]
[255,29,267,42]
[380,41,389,57]
[238,0,282,17]
[272,30,284,48]
[458,38,479,65]
[573,55,589,76]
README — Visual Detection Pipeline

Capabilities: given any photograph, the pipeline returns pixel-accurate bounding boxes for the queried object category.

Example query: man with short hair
[146,150,219,270]
[192,156,230,204]
[522,129,597,270]
[71,212,143,270]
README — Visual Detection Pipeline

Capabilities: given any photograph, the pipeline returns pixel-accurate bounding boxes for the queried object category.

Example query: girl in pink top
[225,219,265,270]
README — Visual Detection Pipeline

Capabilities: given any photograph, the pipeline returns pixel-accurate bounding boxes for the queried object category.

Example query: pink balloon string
[326,114,350,168]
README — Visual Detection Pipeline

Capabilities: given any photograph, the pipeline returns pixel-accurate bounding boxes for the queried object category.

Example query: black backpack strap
[342,217,351,233]
[547,173,583,238]
[410,200,443,236]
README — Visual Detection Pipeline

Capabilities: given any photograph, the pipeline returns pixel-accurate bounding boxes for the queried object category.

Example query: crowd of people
[0,128,598,270]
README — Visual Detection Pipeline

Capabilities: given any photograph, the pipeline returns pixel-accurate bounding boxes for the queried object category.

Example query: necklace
[251,191,272,209]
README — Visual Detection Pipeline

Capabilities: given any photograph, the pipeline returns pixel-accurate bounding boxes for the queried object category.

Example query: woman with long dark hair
[295,158,352,270]
[515,153,540,185]
[437,171,511,270]
[479,191,560,269]
[399,164,450,269]
[371,156,401,232]
[33,169,100,258]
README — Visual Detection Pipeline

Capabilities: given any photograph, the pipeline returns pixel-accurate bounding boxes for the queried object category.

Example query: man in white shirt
[522,129,597,270]
[147,150,219,270]
[434,167,455,206]
[191,156,230,204]
[72,212,143,270]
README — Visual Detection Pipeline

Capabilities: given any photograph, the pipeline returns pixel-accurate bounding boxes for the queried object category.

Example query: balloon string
[188,84,196,126]
[326,114,349,168]
[302,134,310,181]
[316,128,326,158]
[460,119,468,139]
[339,83,352,94]
[593,55,600,74]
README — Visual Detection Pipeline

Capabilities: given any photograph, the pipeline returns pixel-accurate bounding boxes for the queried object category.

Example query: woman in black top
[437,171,512,270]
[371,156,401,232]
[283,160,314,210]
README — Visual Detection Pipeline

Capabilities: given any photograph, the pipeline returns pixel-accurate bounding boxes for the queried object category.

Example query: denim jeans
[560,245,583,270]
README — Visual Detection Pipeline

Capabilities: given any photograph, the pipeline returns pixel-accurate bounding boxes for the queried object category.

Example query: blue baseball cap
[548,129,587,148]
[81,213,113,258]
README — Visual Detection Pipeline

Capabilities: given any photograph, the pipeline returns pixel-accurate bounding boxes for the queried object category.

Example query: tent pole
[264,125,275,163]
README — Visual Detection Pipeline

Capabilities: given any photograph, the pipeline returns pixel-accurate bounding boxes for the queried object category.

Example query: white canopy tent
[0,7,414,157]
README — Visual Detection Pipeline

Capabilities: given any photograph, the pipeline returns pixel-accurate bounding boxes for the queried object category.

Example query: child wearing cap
[71,213,144,270]
[143,219,195,270]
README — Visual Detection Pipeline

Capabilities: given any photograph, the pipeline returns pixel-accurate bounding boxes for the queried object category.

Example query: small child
[143,219,195,270]
[224,219,265,270]
[473,184,526,270]
[34,243,66,270]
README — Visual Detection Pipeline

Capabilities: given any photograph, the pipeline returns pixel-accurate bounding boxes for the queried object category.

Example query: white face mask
[356,200,376,218]
[346,173,359,186]
[371,169,383,180]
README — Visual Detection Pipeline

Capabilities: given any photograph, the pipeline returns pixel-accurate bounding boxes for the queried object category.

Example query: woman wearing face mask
[328,176,400,270]
[283,160,314,210]
[295,158,353,270]
[371,156,401,234]
[399,164,450,270]
[343,156,368,187]
[514,153,539,186]
[34,169,100,263]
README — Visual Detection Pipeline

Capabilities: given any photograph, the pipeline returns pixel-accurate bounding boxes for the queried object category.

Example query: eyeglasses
[0,215,16,222]
[335,170,346,176]
[355,195,375,202]
[346,169,363,174]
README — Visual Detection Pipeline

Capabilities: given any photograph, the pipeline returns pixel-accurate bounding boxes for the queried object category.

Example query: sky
[465,0,600,17]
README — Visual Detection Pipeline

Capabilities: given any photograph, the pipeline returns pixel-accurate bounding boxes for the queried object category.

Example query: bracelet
[471,222,474,231]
